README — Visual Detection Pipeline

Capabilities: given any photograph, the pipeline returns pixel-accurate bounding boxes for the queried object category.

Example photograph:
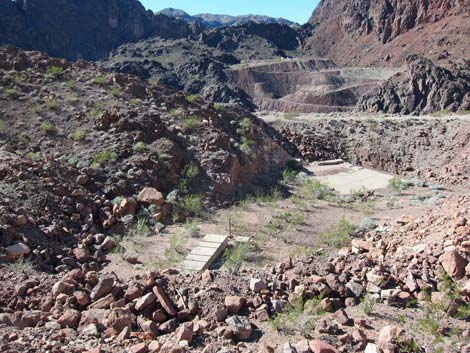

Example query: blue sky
[140,0,319,24]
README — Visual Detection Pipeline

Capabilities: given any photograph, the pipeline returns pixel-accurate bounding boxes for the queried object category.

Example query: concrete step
[183,234,228,272]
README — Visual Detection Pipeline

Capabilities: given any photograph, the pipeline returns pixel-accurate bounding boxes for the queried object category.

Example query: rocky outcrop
[355,56,470,114]
[0,0,200,61]
[307,0,470,65]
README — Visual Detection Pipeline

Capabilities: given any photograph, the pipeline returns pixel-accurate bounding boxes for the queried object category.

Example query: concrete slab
[183,234,228,272]
[306,161,393,195]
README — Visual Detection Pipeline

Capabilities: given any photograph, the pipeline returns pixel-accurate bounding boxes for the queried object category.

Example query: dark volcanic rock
[0,0,200,61]
[355,56,470,114]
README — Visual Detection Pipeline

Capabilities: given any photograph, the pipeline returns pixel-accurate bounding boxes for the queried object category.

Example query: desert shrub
[163,231,188,266]
[240,137,255,155]
[66,79,75,89]
[431,109,448,117]
[389,176,404,194]
[223,242,250,273]
[93,150,118,165]
[361,295,379,316]
[18,132,28,143]
[45,99,58,110]
[181,115,201,130]
[240,117,253,132]
[46,65,65,79]
[283,112,299,120]
[282,168,298,184]
[26,151,40,161]
[40,121,56,134]
[70,128,87,142]
[181,194,204,217]
[185,94,198,103]
[319,217,355,248]
[133,142,147,153]
[134,217,151,236]
[93,75,106,85]
[0,120,5,131]
[179,161,200,191]
[5,257,37,275]
[88,103,104,119]
[3,88,18,97]
[110,86,121,97]
[213,102,223,110]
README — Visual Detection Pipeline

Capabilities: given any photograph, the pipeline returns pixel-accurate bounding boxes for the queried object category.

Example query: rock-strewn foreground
[0,46,293,271]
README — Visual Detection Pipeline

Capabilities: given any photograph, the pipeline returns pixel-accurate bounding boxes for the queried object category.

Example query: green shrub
[319,217,355,248]
[0,120,5,131]
[88,103,103,120]
[46,66,65,79]
[93,75,106,85]
[70,128,87,142]
[360,296,378,316]
[110,86,121,97]
[18,132,28,143]
[181,194,204,217]
[240,137,255,155]
[93,150,118,165]
[45,99,58,110]
[40,121,56,135]
[213,102,223,110]
[431,109,449,117]
[3,88,18,97]
[66,79,75,89]
[26,151,40,161]
[240,117,253,132]
[185,94,198,103]
[133,142,147,153]
[223,243,250,273]
[389,176,403,194]
[283,112,299,120]
[181,115,201,130]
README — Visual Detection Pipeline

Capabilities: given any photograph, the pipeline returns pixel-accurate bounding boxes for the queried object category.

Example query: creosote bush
[318,217,355,248]
[181,115,201,130]
[93,150,118,165]
[133,142,147,153]
[70,128,87,142]
[40,121,56,134]
[46,66,65,79]
[181,194,204,218]
[185,94,198,103]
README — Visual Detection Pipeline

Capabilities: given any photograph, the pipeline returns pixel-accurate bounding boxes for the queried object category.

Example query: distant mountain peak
[157,8,299,28]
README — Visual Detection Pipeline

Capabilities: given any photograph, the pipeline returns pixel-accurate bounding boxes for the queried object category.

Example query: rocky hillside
[0,0,201,61]
[355,56,470,114]
[102,22,305,106]
[0,46,295,271]
[307,0,470,66]
[157,8,299,27]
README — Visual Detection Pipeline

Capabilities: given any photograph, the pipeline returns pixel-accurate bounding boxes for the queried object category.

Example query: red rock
[176,322,194,343]
[249,278,267,293]
[58,309,81,329]
[74,291,91,307]
[440,249,467,280]
[378,325,401,353]
[153,286,177,316]
[309,339,339,353]
[73,248,90,262]
[128,343,148,353]
[148,341,162,352]
[135,293,156,312]
[152,308,168,323]
[294,340,311,353]
[90,276,114,301]
[137,188,164,206]
[333,309,351,325]
[225,296,245,314]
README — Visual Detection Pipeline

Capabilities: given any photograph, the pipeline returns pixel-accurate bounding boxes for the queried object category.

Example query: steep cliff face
[0,0,199,61]
[307,0,470,65]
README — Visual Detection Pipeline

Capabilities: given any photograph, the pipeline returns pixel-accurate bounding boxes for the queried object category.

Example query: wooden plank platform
[183,234,228,272]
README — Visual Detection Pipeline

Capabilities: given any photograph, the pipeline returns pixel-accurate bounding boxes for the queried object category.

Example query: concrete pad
[306,161,393,195]
[183,234,228,272]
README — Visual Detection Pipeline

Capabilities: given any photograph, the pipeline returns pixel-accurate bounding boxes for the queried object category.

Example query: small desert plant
[240,137,255,155]
[134,217,151,236]
[3,87,18,97]
[359,199,378,217]
[66,79,75,89]
[162,231,188,266]
[5,257,37,275]
[180,194,204,217]
[240,117,253,132]
[389,176,403,194]
[40,121,56,134]
[185,94,198,103]
[213,102,223,110]
[0,120,5,131]
[45,99,58,110]
[70,128,87,142]
[88,103,104,120]
[93,150,118,165]
[179,161,199,191]
[93,75,106,85]
[223,242,250,273]
[18,132,28,144]
[46,65,65,79]
[32,102,43,114]
[283,112,299,120]
[169,108,183,117]
[110,86,121,97]
[361,295,379,316]
[181,115,201,130]
[26,151,40,161]
[133,142,147,153]
[282,168,298,184]
[431,109,449,117]
[319,217,355,248]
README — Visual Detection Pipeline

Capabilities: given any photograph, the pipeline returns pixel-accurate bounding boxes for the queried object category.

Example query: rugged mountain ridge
[0,0,201,61]
[307,0,470,66]
[157,8,299,28]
